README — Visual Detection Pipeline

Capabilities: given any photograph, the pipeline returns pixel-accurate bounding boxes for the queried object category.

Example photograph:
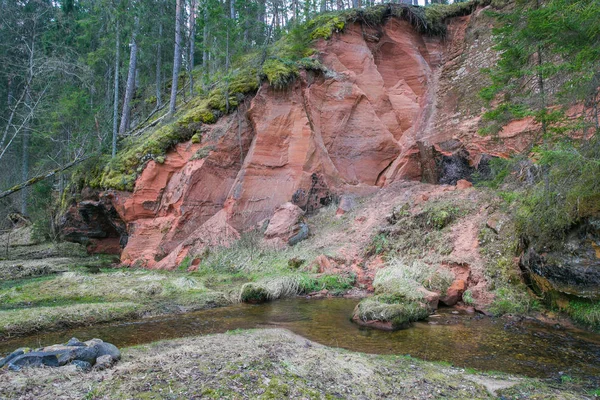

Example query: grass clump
[240,275,302,303]
[373,259,454,298]
[366,200,468,258]
[565,299,600,331]
[353,259,449,329]
[354,296,430,330]
[238,272,355,303]
[488,286,540,316]
[299,273,355,295]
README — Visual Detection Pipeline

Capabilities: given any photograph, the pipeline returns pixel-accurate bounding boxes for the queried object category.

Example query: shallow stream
[1,298,599,383]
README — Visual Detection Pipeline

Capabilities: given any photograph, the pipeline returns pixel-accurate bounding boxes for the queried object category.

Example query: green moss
[191,133,201,144]
[309,15,345,40]
[239,283,270,303]
[191,145,216,160]
[261,59,299,90]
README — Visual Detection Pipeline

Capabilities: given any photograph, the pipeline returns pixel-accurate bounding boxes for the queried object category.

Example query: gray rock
[0,347,29,368]
[521,219,600,299]
[85,339,121,361]
[8,351,67,369]
[93,354,115,371]
[70,359,92,371]
[73,346,98,364]
[288,223,309,246]
[66,337,86,347]
[336,195,356,214]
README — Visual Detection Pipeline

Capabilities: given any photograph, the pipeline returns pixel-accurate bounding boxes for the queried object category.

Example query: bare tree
[119,16,140,134]
[112,18,120,158]
[169,0,183,116]
[188,0,197,97]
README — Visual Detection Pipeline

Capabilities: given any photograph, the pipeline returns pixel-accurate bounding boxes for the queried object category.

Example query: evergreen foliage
[480,0,600,244]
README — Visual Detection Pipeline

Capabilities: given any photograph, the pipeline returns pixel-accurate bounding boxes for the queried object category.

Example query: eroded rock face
[521,219,600,299]
[66,7,539,269]
[59,192,127,255]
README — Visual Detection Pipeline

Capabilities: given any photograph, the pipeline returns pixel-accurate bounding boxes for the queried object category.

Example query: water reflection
[1,298,599,383]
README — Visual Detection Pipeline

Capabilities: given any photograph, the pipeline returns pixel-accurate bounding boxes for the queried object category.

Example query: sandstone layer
[66,6,537,269]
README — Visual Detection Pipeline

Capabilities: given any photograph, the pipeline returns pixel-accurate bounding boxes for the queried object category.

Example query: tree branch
[0,156,89,200]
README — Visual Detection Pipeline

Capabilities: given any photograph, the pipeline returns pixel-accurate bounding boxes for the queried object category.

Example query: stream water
[1,298,600,383]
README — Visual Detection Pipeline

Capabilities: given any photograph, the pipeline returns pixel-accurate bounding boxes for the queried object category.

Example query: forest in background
[0,0,464,234]
[0,0,598,250]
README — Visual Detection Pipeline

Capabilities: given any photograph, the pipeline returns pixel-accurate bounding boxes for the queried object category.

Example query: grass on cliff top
[0,328,593,399]
[79,2,479,192]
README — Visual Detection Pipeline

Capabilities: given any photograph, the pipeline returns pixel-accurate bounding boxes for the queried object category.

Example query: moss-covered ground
[0,328,593,399]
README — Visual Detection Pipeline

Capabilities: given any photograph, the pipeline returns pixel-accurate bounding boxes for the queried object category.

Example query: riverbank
[0,180,595,339]
[0,256,358,339]
[0,328,595,399]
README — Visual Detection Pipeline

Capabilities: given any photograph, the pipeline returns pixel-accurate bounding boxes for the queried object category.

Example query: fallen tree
[0,156,89,200]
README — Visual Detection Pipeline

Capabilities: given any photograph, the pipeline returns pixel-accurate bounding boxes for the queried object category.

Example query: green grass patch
[488,286,540,316]
[0,302,141,338]
[566,299,600,330]
[298,273,355,295]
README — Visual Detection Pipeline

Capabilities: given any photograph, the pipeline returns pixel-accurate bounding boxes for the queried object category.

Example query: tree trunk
[156,21,163,108]
[189,0,197,97]
[112,19,120,158]
[202,3,208,73]
[169,0,184,116]
[20,93,30,215]
[225,27,230,72]
[21,33,35,215]
[230,0,235,19]
[119,16,139,134]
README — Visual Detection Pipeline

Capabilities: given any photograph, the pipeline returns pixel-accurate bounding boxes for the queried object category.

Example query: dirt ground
[0,328,592,399]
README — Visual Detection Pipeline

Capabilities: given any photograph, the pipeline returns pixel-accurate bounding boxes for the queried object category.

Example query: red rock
[417,287,440,310]
[440,279,467,306]
[264,203,307,248]
[336,195,356,216]
[456,179,473,189]
[64,11,545,269]
[314,254,333,273]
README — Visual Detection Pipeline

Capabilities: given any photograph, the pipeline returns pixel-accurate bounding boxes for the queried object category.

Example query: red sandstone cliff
[69,6,538,269]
